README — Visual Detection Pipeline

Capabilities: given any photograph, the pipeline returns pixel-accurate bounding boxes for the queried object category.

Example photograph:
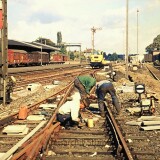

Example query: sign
[135,84,145,94]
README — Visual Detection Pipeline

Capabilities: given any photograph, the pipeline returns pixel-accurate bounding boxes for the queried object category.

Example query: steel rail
[10,81,74,160]
[104,101,134,160]
[1,69,99,160]
[145,65,160,81]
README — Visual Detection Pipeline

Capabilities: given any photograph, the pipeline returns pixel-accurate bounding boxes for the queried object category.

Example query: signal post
[0,0,8,106]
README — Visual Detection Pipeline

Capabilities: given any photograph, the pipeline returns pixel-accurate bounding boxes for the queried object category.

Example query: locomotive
[7,49,68,67]
[90,52,110,68]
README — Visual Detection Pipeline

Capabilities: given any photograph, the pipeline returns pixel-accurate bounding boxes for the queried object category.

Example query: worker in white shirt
[56,92,84,129]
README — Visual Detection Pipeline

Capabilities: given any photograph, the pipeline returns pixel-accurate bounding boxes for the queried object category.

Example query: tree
[146,34,160,53]
[70,52,75,60]
[108,53,118,61]
[60,45,67,55]
[57,32,62,45]
[112,52,118,61]
[108,53,112,61]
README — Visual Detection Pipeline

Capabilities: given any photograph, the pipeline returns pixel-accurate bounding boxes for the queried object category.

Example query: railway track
[0,67,95,119]
[116,98,160,160]
[47,118,115,160]
[0,66,135,160]
[145,64,160,80]
[8,94,134,160]
[1,62,160,160]
[0,80,73,160]
[10,66,90,91]
[45,101,133,160]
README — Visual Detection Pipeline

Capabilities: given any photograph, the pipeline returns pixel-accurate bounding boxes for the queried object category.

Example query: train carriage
[29,51,49,65]
[6,49,68,67]
[50,53,68,64]
[8,49,29,67]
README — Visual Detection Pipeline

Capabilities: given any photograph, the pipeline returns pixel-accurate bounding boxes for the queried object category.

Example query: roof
[32,41,60,51]
[8,39,60,52]
[8,49,28,53]
[8,39,41,49]
[31,51,49,55]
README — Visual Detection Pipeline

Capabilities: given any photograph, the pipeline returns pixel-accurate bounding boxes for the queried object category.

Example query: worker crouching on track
[74,74,96,108]
[56,93,85,129]
[96,80,121,117]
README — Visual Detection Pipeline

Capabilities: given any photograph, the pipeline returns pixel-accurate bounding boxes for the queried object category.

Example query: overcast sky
[8,0,160,54]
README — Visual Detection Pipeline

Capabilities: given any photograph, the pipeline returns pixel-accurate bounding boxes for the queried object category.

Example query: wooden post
[0,0,8,106]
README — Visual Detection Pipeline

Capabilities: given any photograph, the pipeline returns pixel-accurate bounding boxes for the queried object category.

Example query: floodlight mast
[91,26,102,54]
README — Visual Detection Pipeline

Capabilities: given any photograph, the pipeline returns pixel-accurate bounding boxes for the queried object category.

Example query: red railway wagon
[50,53,68,64]
[8,49,29,67]
[7,49,67,67]
[29,51,49,65]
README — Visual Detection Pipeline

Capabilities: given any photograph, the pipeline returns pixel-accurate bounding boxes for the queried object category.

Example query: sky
[7,0,160,54]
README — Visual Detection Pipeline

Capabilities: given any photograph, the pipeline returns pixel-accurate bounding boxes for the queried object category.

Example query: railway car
[8,49,29,67]
[7,49,67,67]
[90,53,110,68]
[50,53,68,64]
[144,54,153,62]
[29,51,49,65]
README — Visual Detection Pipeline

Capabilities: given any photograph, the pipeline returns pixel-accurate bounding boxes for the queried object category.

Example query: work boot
[78,122,86,127]
[65,126,70,130]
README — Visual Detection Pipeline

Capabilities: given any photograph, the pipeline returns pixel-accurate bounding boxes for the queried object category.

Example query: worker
[6,76,16,103]
[56,92,84,129]
[74,74,96,107]
[95,80,121,117]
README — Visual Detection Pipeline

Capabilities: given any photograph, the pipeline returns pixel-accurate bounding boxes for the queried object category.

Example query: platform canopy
[8,39,60,53]
[32,41,60,51]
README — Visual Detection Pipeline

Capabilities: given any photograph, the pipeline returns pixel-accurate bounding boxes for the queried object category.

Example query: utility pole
[125,0,129,79]
[40,46,42,66]
[79,45,82,64]
[137,9,139,55]
[0,0,8,106]
[40,37,43,66]
[91,26,102,54]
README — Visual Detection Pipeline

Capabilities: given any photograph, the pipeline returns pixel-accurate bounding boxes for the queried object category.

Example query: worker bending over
[96,80,121,117]
[74,74,96,107]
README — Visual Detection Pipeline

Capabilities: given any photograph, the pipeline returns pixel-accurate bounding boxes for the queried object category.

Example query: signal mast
[0,0,8,106]
[91,26,102,54]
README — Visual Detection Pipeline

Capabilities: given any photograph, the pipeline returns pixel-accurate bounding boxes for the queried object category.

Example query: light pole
[91,27,102,54]
[125,0,129,79]
[137,9,139,55]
